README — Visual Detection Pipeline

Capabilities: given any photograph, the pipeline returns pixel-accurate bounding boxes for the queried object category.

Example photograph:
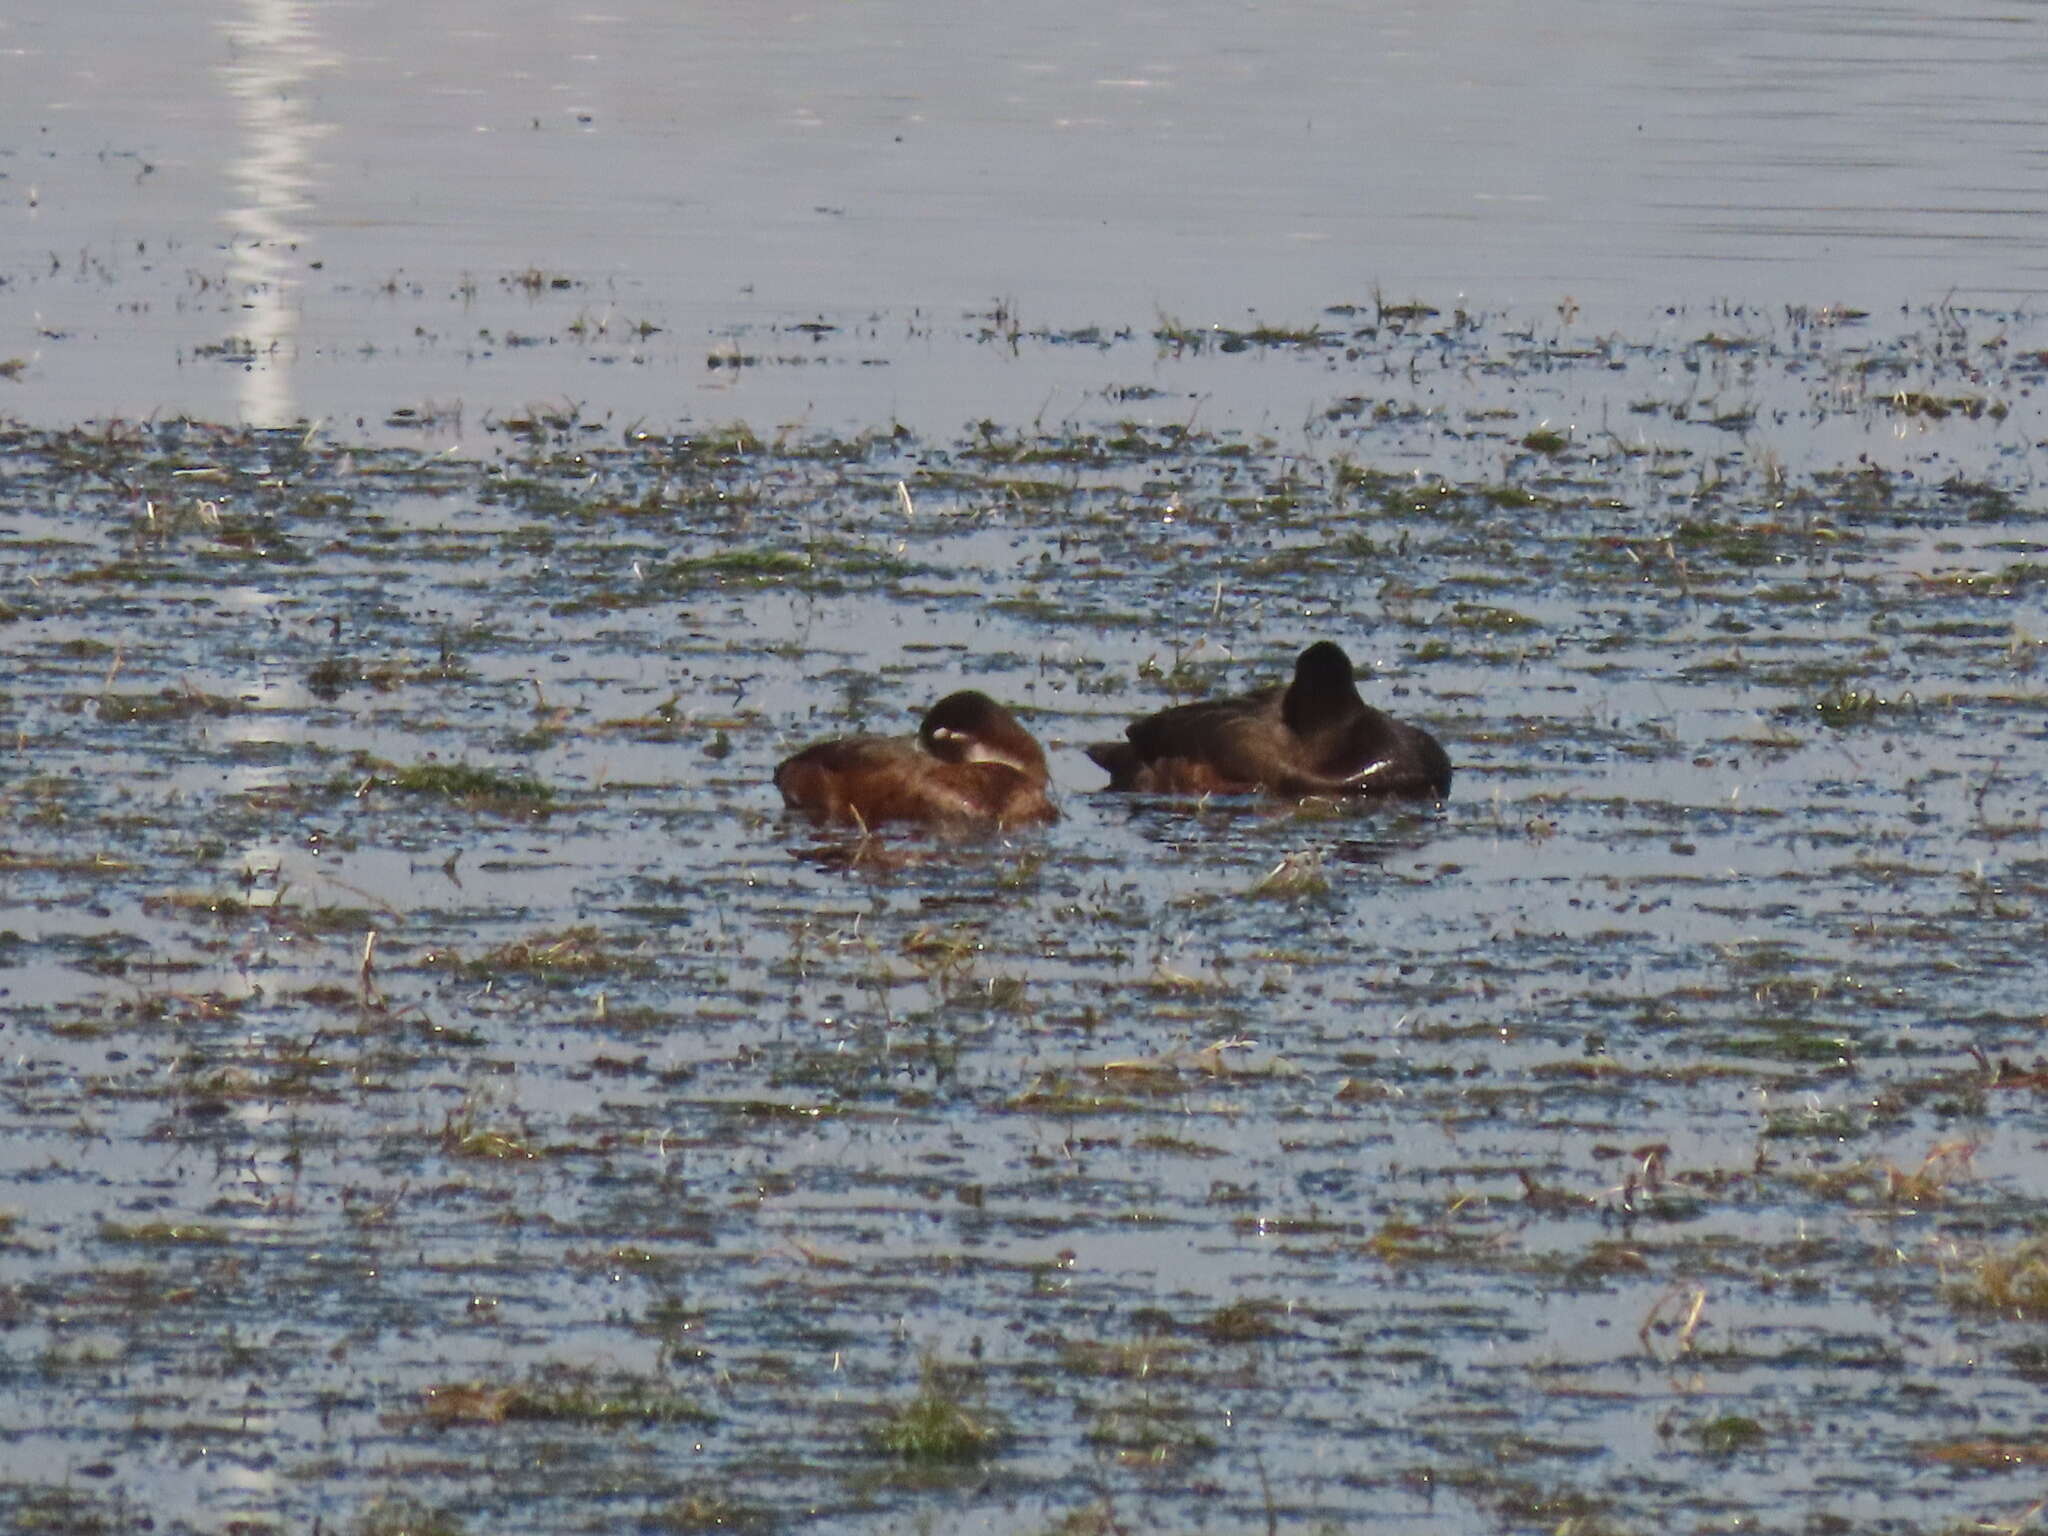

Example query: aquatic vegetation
[1945,1235,2048,1319]
[644,1492,775,1533]
[355,1497,468,1536]
[419,1369,714,1428]
[96,1220,229,1246]
[94,686,240,722]
[867,1359,1005,1463]
[1083,1393,1218,1464]
[446,925,649,981]
[1809,684,1916,727]
[2,302,2047,1536]
[1248,850,1330,900]
[1691,1414,1769,1455]
[331,755,554,802]
[661,547,809,587]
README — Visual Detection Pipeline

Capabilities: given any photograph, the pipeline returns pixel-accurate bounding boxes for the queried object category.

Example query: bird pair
[774,642,1452,832]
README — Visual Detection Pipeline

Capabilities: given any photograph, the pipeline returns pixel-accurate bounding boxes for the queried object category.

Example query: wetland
[6,0,2048,1530]
[3,298,2047,1534]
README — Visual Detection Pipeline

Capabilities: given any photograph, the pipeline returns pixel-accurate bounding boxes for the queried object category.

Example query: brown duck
[776,691,1057,830]
[1086,642,1451,799]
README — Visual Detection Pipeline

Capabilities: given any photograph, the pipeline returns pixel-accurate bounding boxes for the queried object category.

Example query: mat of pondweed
[1,302,2046,1536]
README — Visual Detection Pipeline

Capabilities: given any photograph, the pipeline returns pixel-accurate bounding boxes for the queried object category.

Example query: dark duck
[776,691,1058,831]
[1086,642,1451,800]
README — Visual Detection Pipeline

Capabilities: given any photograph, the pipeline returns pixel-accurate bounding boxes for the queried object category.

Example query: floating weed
[1915,1438,2048,1469]
[1474,483,1548,514]
[1058,1335,1189,1380]
[1884,1139,1977,1203]
[139,889,250,923]
[305,655,413,696]
[1799,1139,1977,1207]
[973,974,1032,1014]
[505,266,576,294]
[868,1356,1005,1464]
[996,848,1046,890]
[1482,1481,1617,1531]
[1363,1220,1497,1267]
[1152,312,1207,354]
[1234,322,1331,349]
[437,1092,542,1161]
[440,1123,540,1161]
[901,923,984,980]
[1200,1297,1286,1344]
[1030,1502,1130,1536]
[1690,1414,1768,1455]
[1521,426,1570,455]
[644,1492,775,1533]
[1809,684,1916,728]
[418,1368,714,1429]
[1762,1102,1861,1140]
[93,685,240,722]
[3,1487,147,1535]
[1084,1392,1217,1466]
[335,755,553,803]
[1448,603,1537,634]
[1372,291,1440,325]
[1008,1072,1147,1116]
[1944,1234,2048,1319]
[272,903,388,938]
[1330,458,1402,498]
[1888,390,2004,420]
[355,1495,468,1536]
[454,925,645,981]
[98,1219,229,1246]
[1132,1132,1230,1159]
[1248,850,1330,900]
[654,547,809,592]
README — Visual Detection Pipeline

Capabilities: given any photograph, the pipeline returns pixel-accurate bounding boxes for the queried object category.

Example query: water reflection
[207,35,336,1525]
[218,0,331,427]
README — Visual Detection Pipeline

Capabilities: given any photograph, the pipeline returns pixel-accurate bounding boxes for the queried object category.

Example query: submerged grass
[442,925,648,981]
[356,1496,468,1536]
[420,1370,714,1429]
[1808,684,1917,727]
[1945,1235,2048,1319]
[332,755,554,802]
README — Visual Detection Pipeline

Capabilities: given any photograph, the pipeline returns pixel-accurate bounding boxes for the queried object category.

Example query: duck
[775,690,1058,830]
[1085,641,1451,799]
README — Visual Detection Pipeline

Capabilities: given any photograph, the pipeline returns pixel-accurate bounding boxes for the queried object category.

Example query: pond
[2,4,2047,1535]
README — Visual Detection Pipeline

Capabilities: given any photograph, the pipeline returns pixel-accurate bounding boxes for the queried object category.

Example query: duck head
[1280,642,1367,738]
[919,691,1048,778]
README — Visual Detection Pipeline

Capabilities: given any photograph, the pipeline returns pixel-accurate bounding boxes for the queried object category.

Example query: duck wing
[1085,689,1291,793]
[1289,718,1453,799]
[778,736,1056,827]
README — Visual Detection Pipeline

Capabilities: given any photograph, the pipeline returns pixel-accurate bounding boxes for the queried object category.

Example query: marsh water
[3,4,2048,1535]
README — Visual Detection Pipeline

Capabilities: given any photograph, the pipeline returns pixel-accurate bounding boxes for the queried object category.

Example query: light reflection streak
[220,0,332,427]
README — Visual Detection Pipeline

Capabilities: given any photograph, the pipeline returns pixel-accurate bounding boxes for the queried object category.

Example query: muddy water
[1,304,2045,1534]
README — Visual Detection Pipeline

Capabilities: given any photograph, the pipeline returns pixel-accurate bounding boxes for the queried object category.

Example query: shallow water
[5,0,2048,434]
[2,301,2047,1533]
